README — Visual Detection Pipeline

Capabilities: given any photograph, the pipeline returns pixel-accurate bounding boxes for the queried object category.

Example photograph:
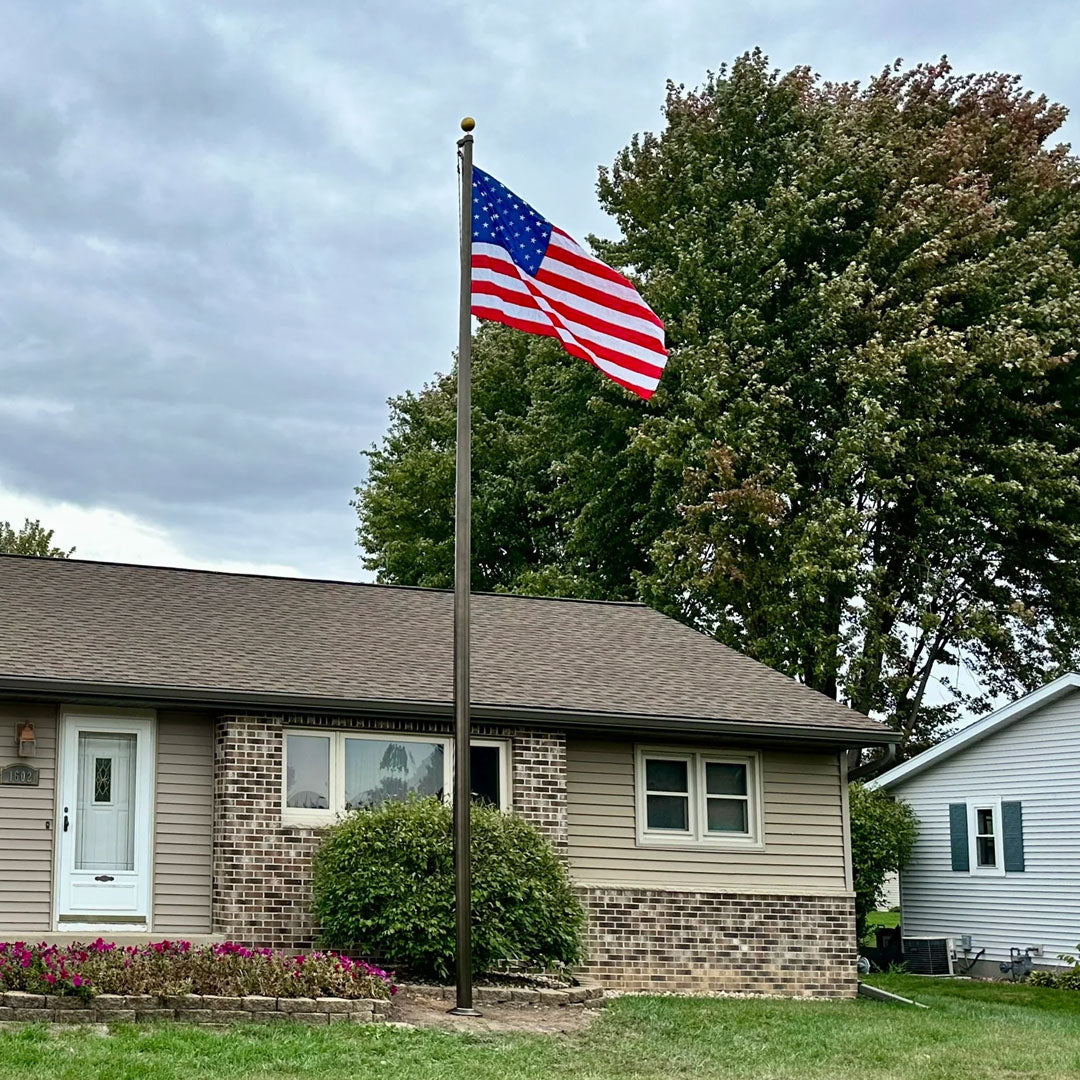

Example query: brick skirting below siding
[579,887,856,998]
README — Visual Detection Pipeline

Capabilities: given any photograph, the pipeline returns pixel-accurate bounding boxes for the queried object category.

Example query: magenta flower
[0,937,394,1000]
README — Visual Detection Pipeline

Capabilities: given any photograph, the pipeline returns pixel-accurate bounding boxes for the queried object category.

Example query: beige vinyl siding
[0,702,58,933]
[566,739,848,894]
[152,711,214,933]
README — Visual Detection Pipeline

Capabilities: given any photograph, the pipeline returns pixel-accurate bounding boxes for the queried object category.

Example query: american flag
[470,167,667,400]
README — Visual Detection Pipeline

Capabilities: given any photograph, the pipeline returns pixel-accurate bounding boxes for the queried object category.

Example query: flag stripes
[472,259,665,382]
[469,170,667,400]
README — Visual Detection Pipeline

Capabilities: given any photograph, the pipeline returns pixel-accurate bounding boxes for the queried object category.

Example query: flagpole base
[448,1006,483,1017]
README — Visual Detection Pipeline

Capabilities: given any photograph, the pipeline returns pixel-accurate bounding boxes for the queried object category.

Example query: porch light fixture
[16,721,36,757]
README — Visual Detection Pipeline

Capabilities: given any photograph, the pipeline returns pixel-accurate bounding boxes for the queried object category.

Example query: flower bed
[0,940,395,1000]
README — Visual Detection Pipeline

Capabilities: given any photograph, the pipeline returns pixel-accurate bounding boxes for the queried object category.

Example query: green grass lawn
[867,910,901,931]
[1,974,1078,1080]
[862,908,901,947]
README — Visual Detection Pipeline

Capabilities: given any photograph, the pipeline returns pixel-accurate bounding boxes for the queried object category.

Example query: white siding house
[878,872,901,911]
[870,674,1080,972]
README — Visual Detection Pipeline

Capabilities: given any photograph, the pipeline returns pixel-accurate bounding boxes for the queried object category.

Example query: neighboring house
[871,674,1080,977]
[0,555,892,997]
[878,872,900,911]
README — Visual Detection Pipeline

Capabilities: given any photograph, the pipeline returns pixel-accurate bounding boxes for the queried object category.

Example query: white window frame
[281,729,511,826]
[471,738,513,810]
[634,746,764,850]
[967,799,1005,876]
[639,750,694,839]
[282,730,335,822]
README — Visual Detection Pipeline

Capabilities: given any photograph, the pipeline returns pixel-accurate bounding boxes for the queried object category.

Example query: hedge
[312,797,585,981]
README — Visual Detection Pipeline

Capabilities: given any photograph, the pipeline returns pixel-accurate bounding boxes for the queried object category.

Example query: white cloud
[0,396,74,422]
[0,483,300,577]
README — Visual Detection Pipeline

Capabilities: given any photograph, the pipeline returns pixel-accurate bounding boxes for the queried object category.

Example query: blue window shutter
[949,804,969,871]
[1002,802,1025,872]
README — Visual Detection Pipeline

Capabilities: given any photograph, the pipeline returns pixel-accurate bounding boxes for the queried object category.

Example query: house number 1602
[1,764,40,786]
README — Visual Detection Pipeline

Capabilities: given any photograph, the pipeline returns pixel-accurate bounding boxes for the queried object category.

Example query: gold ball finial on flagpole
[460,116,476,132]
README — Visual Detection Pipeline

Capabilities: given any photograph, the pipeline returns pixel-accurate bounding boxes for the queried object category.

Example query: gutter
[0,675,895,748]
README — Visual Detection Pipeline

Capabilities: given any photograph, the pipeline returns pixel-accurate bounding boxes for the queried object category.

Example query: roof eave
[0,675,895,749]
[871,671,1080,790]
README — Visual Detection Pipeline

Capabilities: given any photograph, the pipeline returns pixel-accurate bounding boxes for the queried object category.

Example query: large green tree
[355,325,650,599]
[356,53,1080,758]
[0,518,74,559]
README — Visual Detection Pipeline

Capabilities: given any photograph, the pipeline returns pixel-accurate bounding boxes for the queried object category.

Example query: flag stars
[471,167,553,276]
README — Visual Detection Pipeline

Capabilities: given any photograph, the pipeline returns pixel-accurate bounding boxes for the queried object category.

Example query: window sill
[281,812,337,829]
[635,834,766,853]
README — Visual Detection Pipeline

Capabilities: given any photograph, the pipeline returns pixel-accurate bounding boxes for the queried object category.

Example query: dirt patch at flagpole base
[388,993,602,1034]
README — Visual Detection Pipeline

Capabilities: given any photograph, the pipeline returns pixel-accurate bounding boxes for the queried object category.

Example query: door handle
[63,807,69,832]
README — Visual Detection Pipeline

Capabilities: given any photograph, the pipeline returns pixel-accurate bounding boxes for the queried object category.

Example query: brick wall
[212,715,322,948]
[212,714,564,947]
[511,730,566,850]
[580,886,856,998]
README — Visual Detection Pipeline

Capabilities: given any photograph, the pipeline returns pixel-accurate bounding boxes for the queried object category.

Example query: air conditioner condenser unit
[901,937,954,975]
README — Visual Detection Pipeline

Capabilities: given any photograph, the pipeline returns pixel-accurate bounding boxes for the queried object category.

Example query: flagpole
[450,115,480,1018]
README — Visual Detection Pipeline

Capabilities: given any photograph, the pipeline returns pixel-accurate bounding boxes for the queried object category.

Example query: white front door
[56,713,155,928]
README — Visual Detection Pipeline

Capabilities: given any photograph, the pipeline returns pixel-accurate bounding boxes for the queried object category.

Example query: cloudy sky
[2,0,1078,581]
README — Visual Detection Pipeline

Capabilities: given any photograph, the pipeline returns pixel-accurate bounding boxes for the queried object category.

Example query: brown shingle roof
[0,555,890,741]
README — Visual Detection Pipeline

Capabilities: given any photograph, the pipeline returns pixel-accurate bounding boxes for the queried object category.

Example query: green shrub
[1027,969,1080,990]
[849,783,919,942]
[1027,945,1080,989]
[312,797,585,981]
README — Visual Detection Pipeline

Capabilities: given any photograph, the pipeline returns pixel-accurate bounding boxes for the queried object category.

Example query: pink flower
[0,937,391,1002]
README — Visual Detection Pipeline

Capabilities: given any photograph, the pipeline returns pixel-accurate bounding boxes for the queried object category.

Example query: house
[870,674,1080,977]
[878,871,900,911]
[0,554,892,997]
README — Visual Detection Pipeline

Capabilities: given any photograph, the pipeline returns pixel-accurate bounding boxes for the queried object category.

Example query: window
[967,801,1004,874]
[344,737,444,810]
[286,734,330,809]
[975,807,996,868]
[93,757,113,804]
[635,748,762,848]
[643,758,690,831]
[282,730,510,824]
[705,761,749,833]
[469,743,503,808]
